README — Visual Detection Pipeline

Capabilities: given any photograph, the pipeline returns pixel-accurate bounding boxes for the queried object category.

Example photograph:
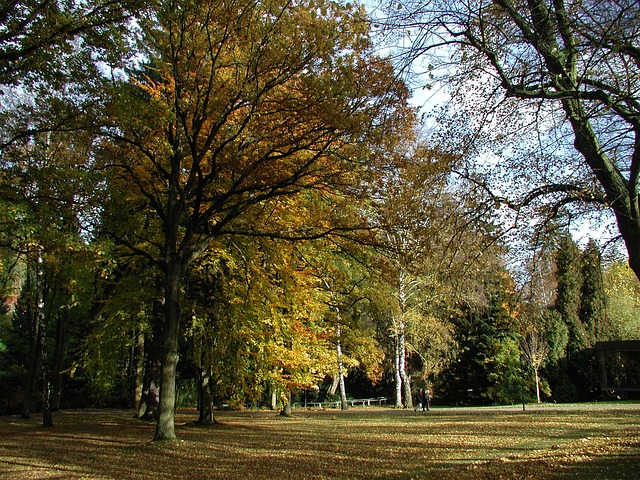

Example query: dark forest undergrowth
[1,406,639,479]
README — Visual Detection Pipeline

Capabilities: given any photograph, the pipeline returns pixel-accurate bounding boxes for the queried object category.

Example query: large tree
[379,0,640,279]
[100,0,412,440]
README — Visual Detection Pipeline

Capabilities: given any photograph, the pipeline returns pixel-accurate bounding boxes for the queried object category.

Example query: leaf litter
[0,406,639,479]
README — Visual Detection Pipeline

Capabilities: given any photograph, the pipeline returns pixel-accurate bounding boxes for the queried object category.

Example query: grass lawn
[1,405,639,479]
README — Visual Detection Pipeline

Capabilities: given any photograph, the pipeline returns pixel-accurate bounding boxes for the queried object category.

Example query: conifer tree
[554,234,585,355]
[581,240,606,344]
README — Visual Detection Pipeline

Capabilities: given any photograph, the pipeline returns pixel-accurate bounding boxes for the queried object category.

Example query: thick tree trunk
[280,390,293,417]
[154,260,182,441]
[197,368,217,425]
[564,106,640,280]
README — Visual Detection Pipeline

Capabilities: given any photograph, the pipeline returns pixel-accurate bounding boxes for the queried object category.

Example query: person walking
[422,389,431,411]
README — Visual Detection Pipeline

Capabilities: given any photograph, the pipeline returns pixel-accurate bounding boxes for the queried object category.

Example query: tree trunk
[280,390,293,417]
[21,297,40,419]
[398,321,412,409]
[394,329,403,408]
[534,367,541,404]
[329,373,339,396]
[38,309,52,427]
[196,368,217,425]
[561,91,640,281]
[270,370,278,410]
[154,260,182,441]
[396,271,412,409]
[336,326,348,411]
[35,252,52,427]
[51,310,65,411]
[134,330,145,411]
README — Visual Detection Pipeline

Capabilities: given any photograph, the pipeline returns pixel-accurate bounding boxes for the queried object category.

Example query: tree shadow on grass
[1,409,639,479]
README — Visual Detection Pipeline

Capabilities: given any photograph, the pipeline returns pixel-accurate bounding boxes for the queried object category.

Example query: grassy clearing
[1,405,639,479]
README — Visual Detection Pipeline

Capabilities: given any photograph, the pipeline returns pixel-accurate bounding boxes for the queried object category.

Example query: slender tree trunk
[35,252,52,427]
[38,308,52,427]
[395,271,412,409]
[134,331,145,411]
[335,325,349,410]
[154,259,182,441]
[270,369,278,410]
[324,283,349,409]
[21,300,40,419]
[534,367,541,404]
[398,321,412,409]
[329,374,339,396]
[394,327,402,408]
[51,310,65,411]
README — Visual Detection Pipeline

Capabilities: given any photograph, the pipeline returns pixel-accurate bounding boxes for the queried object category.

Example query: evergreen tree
[440,268,518,405]
[552,233,600,400]
[554,234,585,354]
[581,240,606,343]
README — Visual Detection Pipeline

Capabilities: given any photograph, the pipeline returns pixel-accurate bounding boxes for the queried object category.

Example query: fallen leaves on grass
[0,407,639,479]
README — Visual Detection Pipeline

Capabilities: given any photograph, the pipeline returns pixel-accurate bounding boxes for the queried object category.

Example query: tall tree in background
[0,1,148,419]
[441,266,519,405]
[581,239,606,343]
[379,0,640,280]
[552,233,594,400]
[100,0,412,440]
[518,233,564,403]
[0,122,100,424]
[373,144,490,407]
[374,149,446,408]
[555,234,585,355]
[305,242,379,411]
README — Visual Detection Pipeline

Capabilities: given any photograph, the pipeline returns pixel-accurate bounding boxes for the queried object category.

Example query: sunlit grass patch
[1,405,639,479]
